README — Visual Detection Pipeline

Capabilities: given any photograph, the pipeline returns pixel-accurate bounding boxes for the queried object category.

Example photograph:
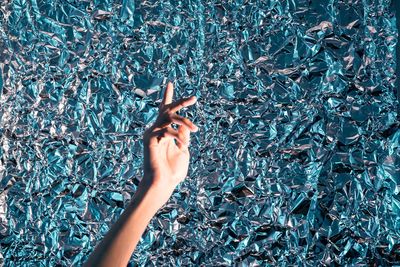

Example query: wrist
[149,182,175,206]
[142,172,177,192]
[137,175,175,207]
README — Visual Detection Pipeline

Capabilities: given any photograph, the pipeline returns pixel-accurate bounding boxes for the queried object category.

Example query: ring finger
[171,114,198,132]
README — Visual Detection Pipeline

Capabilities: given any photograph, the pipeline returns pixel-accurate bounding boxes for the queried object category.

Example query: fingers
[169,96,197,113]
[171,114,199,132]
[161,81,174,107]
[150,127,186,146]
[150,81,198,145]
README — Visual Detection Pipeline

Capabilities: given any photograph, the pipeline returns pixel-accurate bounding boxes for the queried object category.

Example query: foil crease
[0,0,399,266]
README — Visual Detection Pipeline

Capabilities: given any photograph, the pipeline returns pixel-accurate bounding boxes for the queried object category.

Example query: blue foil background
[0,0,399,266]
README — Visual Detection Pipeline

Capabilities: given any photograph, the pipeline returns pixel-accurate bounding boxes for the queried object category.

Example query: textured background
[0,0,399,266]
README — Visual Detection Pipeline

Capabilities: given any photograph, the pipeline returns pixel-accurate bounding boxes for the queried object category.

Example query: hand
[142,81,198,193]
[83,81,199,267]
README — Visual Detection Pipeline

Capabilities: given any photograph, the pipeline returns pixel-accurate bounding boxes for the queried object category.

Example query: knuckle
[160,102,168,109]
[175,102,184,110]
[174,114,183,121]
[164,108,173,117]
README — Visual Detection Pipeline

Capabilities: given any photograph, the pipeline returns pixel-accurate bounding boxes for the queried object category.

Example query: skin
[83,81,198,267]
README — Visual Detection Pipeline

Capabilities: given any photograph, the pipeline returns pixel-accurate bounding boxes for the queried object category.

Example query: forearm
[84,177,173,267]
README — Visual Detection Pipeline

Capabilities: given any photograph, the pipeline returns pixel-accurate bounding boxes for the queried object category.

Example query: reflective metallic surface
[0,0,398,265]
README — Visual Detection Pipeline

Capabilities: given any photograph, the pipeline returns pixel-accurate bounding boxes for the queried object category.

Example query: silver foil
[0,0,399,266]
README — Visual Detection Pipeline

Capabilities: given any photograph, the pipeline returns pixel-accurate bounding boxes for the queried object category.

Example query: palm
[145,135,189,186]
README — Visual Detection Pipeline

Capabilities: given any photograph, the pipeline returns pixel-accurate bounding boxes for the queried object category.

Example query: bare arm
[83,178,173,267]
[83,81,198,267]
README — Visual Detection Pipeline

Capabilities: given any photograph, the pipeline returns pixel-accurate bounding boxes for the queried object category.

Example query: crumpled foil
[0,0,399,266]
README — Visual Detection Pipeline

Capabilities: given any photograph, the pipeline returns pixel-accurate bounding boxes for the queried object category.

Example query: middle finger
[171,114,198,132]
[169,96,197,114]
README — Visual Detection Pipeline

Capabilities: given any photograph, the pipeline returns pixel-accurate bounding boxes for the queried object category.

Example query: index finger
[161,81,174,107]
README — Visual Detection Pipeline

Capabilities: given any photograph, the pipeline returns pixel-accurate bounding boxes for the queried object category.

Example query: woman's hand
[142,81,198,195]
[83,81,198,267]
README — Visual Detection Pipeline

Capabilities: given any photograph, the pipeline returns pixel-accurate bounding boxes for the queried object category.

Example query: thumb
[178,124,190,148]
